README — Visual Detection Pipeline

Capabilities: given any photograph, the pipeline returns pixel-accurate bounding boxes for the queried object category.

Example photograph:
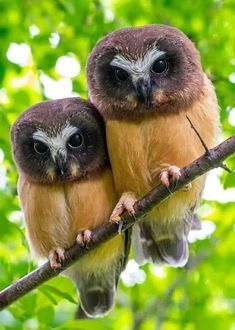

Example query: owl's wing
[115,228,132,284]
[132,211,194,267]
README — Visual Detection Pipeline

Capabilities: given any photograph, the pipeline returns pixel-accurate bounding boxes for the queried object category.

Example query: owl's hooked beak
[55,155,66,176]
[135,78,152,104]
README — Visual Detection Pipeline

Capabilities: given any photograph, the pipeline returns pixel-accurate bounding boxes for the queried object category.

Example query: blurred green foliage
[0,0,235,329]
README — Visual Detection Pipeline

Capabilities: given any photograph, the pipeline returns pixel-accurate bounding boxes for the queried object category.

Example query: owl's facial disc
[110,47,167,104]
[32,124,81,179]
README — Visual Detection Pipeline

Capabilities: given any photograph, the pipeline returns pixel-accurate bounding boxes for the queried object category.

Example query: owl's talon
[49,247,65,269]
[76,233,84,246]
[160,164,192,192]
[76,229,92,247]
[56,247,65,260]
[132,212,137,221]
[160,170,170,187]
[110,203,124,222]
[182,183,192,192]
[160,164,182,187]
[118,220,124,234]
[160,164,181,187]
[110,192,137,222]
[83,229,92,243]
[110,215,122,223]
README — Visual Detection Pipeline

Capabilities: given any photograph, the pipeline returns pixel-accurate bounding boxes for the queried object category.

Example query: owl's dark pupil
[68,133,83,148]
[114,67,129,81]
[151,59,168,74]
[34,141,48,154]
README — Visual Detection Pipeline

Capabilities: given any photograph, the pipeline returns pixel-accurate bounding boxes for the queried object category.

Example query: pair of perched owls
[11,25,219,318]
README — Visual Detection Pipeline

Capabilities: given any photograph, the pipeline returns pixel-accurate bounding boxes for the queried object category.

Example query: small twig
[186,115,210,155]
[220,163,233,173]
[186,115,232,173]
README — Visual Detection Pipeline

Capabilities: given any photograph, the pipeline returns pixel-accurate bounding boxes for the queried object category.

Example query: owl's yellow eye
[68,133,83,148]
[34,141,48,154]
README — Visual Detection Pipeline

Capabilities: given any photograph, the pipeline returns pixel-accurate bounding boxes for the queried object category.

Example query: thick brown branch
[0,135,235,310]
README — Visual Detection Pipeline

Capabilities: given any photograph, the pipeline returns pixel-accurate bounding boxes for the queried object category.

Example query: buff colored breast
[18,169,124,272]
[106,76,219,223]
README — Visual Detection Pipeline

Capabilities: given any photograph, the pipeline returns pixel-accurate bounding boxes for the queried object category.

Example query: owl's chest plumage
[18,169,118,258]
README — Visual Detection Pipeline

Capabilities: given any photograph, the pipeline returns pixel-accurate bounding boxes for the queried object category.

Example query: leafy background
[0,0,235,329]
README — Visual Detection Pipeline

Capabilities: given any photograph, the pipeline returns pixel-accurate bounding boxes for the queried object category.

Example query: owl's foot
[110,192,137,222]
[49,247,65,269]
[160,164,181,187]
[76,229,92,247]
[160,163,191,192]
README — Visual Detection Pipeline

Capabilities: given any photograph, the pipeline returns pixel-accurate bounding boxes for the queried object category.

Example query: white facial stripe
[111,47,166,83]
[33,124,78,160]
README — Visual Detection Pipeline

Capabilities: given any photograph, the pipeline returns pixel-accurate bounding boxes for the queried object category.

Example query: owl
[87,24,220,267]
[11,97,130,318]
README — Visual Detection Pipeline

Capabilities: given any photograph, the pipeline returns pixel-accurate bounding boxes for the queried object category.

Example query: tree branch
[0,134,235,310]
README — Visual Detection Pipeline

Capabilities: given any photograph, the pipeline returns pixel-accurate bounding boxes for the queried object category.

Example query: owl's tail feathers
[79,285,115,318]
[132,223,189,268]
[154,236,189,267]
[192,214,201,230]
[75,305,91,319]
[74,274,116,319]
[72,230,130,319]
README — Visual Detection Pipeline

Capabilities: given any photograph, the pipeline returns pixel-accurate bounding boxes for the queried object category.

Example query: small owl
[87,24,220,267]
[11,97,130,318]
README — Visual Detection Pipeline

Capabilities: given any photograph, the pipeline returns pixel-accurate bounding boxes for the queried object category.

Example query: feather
[66,229,131,318]
[133,213,191,267]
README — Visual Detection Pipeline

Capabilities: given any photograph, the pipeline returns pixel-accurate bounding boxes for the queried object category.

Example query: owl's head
[87,24,204,119]
[11,98,107,184]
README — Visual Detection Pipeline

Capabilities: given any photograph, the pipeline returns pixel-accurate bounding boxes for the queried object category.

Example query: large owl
[11,97,130,317]
[87,24,220,267]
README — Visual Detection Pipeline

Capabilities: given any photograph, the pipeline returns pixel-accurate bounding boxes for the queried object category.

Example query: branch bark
[0,134,235,310]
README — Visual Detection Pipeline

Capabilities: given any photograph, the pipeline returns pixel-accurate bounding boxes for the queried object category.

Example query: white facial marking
[33,124,78,161]
[111,47,165,83]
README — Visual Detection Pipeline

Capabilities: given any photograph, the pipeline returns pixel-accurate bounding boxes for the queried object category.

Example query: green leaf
[41,285,77,304]
[37,306,55,325]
